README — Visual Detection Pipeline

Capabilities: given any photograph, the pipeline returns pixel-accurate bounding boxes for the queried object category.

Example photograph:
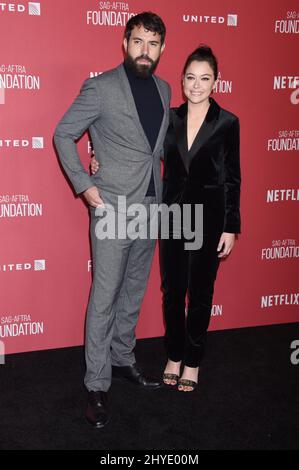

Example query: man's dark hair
[124,12,166,45]
[183,45,218,81]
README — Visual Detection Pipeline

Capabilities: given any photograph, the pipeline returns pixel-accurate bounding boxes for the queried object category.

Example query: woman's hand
[217,232,235,258]
[90,155,100,175]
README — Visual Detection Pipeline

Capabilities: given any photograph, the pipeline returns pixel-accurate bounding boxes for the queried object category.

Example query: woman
[161,45,241,391]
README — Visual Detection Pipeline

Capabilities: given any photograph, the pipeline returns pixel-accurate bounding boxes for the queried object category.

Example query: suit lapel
[152,75,168,155]
[118,64,152,152]
[173,98,220,173]
[118,64,168,155]
[173,103,189,174]
[188,98,220,164]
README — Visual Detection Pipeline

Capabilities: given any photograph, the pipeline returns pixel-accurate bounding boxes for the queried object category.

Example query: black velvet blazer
[162,98,241,234]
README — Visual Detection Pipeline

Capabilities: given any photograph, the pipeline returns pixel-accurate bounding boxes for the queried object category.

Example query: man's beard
[124,53,160,78]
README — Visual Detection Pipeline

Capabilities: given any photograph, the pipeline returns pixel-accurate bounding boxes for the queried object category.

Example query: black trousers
[160,232,221,367]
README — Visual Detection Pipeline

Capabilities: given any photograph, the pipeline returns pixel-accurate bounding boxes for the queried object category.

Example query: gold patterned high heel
[163,373,179,386]
[177,378,198,392]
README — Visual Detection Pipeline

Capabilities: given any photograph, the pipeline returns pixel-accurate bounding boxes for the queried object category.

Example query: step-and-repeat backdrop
[1,0,298,354]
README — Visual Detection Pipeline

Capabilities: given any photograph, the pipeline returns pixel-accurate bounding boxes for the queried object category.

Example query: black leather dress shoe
[112,363,162,389]
[86,391,109,428]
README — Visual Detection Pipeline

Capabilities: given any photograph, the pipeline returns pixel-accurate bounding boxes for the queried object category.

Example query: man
[54,12,170,428]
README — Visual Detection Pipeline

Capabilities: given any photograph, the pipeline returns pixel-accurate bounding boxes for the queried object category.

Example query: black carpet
[1,323,298,450]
